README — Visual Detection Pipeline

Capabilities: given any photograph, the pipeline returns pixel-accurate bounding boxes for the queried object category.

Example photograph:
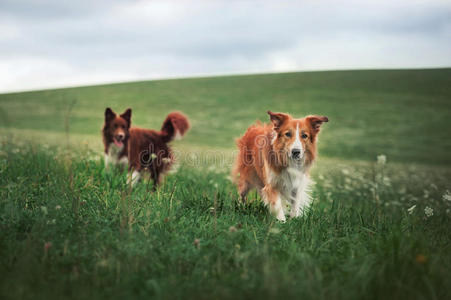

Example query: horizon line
[1,66,450,95]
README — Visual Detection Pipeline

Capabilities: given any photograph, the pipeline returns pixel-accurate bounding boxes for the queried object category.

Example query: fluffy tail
[161,111,190,143]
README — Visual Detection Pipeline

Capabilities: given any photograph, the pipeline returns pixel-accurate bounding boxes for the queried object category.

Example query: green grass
[1,69,451,164]
[1,69,451,299]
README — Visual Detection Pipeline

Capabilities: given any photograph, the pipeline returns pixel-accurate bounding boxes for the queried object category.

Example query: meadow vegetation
[0,69,450,299]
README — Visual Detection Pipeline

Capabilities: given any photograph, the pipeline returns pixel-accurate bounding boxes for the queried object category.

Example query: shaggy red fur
[233,111,328,221]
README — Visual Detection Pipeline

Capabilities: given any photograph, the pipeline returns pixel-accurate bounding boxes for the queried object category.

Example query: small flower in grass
[377,154,386,165]
[193,238,200,249]
[424,206,433,218]
[40,206,48,215]
[209,207,216,215]
[81,200,87,205]
[269,227,280,234]
[443,190,451,202]
[341,169,350,175]
[407,205,416,215]
[55,205,61,210]
[44,242,52,254]
[415,254,427,264]
[229,226,237,233]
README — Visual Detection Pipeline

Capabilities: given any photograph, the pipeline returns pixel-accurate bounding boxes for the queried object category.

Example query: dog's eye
[302,133,308,139]
[114,124,118,129]
[285,131,292,138]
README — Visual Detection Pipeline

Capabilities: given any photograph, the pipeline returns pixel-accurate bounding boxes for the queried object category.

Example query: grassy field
[1,69,451,299]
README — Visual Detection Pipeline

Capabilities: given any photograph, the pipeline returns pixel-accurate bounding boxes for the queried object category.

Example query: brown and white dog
[233,111,328,221]
[102,108,189,188]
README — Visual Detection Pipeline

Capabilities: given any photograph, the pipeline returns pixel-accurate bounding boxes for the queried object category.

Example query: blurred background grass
[1,68,450,164]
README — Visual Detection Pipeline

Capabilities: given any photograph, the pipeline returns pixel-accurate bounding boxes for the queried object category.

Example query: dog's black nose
[291,148,301,159]
[115,134,124,141]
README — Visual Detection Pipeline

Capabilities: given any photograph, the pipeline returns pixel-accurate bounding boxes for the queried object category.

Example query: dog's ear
[306,115,328,133]
[105,107,116,122]
[120,108,132,127]
[267,111,289,130]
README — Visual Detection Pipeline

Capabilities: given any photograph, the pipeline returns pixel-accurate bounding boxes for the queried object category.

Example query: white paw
[127,170,141,186]
[276,210,286,223]
[289,209,300,218]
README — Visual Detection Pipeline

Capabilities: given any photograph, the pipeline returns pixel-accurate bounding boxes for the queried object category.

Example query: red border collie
[233,111,328,222]
[102,108,189,188]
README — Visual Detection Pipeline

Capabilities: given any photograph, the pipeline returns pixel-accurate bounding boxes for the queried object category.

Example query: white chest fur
[105,143,128,168]
[270,164,312,217]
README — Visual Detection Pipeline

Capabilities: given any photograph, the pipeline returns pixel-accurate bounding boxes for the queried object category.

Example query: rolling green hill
[1,68,451,164]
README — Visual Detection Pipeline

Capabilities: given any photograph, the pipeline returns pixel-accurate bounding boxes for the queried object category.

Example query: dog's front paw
[276,210,286,223]
[289,208,301,218]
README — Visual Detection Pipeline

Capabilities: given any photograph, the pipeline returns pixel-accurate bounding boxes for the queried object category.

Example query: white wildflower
[442,190,451,202]
[341,169,350,175]
[407,205,416,215]
[424,206,433,218]
[377,154,386,165]
[41,206,48,215]
[55,205,61,210]
[269,227,281,234]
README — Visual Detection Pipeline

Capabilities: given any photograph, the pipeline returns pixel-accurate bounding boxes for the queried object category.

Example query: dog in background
[233,111,328,221]
[102,108,189,188]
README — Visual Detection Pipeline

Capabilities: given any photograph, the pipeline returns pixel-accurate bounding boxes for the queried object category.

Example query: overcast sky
[0,0,450,93]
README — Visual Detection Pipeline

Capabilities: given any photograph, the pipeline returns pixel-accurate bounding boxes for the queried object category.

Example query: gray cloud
[0,0,450,92]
